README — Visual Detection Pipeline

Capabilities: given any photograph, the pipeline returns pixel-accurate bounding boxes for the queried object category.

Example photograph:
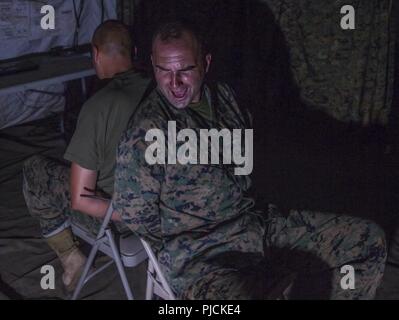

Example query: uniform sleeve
[112,117,164,251]
[218,82,253,128]
[218,83,253,190]
[64,102,99,170]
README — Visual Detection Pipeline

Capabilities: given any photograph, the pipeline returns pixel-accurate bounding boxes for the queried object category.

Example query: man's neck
[106,60,133,78]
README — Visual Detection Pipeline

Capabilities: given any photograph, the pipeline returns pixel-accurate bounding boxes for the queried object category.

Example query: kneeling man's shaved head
[91,20,133,79]
[92,20,132,58]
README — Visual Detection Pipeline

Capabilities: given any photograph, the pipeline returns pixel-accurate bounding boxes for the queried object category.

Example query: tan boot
[59,247,87,292]
[46,228,86,292]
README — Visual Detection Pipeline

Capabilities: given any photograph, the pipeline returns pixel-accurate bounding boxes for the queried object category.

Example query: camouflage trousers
[182,207,387,300]
[22,155,104,238]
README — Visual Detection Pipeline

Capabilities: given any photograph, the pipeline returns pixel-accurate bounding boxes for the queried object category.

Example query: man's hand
[70,162,121,221]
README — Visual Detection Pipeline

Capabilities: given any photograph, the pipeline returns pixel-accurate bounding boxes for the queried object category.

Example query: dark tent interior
[0,0,398,299]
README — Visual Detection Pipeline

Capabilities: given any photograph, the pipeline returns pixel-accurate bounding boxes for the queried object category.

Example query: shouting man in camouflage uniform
[112,20,387,299]
[22,20,150,292]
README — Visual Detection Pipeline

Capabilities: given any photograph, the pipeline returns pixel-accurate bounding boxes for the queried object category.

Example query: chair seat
[71,222,147,267]
[119,232,148,267]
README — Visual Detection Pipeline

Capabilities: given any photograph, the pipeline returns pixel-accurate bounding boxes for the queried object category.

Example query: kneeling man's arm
[70,162,121,221]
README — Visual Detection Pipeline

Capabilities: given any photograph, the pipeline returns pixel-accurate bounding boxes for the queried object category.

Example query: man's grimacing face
[152,31,211,109]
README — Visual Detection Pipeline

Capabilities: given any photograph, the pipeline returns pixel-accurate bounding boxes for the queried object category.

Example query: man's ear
[92,45,100,64]
[204,54,212,73]
[151,54,154,67]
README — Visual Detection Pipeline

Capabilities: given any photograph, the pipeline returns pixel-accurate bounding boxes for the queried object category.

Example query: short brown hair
[152,20,208,58]
[92,20,132,57]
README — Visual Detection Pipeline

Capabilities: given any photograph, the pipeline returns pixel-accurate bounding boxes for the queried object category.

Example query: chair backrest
[71,202,147,300]
[71,201,175,300]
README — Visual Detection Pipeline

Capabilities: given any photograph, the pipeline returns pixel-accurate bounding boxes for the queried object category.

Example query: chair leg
[105,229,134,300]
[71,241,100,300]
[146,260,155,300]
[140,239,176,300]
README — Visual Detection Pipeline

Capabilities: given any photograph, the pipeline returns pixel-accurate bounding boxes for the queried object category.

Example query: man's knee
[363,220,387,264]
[22,155,64,208]
[23,155,47,187]
[343,217,387,266]
[22,155,47,193]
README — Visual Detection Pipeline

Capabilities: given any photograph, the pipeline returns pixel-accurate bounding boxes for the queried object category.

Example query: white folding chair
[140,238,176,300]
[71,203,147,300]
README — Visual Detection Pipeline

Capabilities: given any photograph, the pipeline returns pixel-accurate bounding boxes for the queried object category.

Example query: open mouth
[171,88,187,100]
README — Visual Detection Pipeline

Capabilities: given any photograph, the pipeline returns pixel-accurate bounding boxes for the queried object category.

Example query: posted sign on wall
[0,0,117,60]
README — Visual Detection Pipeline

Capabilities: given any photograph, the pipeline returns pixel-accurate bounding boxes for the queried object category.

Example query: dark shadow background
[129,0,397,233]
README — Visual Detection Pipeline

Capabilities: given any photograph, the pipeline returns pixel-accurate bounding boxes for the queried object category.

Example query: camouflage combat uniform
[23,70,150,237]
[113,82,387,299]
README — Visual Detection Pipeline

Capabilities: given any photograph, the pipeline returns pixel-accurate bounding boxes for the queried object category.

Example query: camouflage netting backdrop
[263,0,395,126]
